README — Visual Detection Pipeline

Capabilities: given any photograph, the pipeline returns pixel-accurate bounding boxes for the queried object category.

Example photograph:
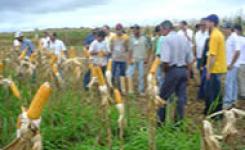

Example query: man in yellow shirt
[204,14,227,115]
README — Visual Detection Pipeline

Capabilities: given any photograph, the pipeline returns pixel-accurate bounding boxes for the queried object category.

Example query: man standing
[235,25,245,99]
[111,23,129,89]
[15,32,35,58]
[222,22,241,109]
[194,19,209,72]
[48,32,67,62]
[39,31,50,49]
[204,14,227,115]
[178,21,194,47]
[126,25,149,95]
[102,25,115,52]
[158,20,193,122]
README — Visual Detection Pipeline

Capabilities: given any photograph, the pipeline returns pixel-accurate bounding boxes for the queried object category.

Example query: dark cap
[160,20,173,29]
[131,24,140,30]
[222,22,233,29]
[205,14,219,25]
[233,24,243,32]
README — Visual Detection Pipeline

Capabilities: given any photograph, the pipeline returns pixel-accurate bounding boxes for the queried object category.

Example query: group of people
[12,13,245,123]
[13,31,67,62]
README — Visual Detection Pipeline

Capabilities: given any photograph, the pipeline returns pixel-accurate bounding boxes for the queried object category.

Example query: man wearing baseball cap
[222,22,241,109]
[204,14,227,115]
[15,32,35,59]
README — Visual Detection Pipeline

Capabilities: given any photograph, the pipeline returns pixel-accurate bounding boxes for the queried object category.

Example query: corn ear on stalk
[50,54,58,65]
[150,57,161,74]
[83,48,90,58]
[105,59,113,87]
[0,62,4,74]
[27,82,51,119]
[9,81,21,99]
[114,89,123,104]
[120,77,126,94]
[96,66,106,86]
[19,50,27,60]
[68,46,76,58]
[106,59,112,71]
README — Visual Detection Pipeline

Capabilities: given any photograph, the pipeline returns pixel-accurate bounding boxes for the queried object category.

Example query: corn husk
[120,77,126,94]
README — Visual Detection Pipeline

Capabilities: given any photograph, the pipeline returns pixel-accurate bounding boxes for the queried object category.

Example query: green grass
[0,80,201,150]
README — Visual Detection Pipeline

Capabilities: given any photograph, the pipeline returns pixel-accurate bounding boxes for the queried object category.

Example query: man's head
[132,24,141,37]
[102,25,110,35]
[233,24,243,35]
[160,20,173,36]
[154,25,161,36]
[115,23,124,36]
[199,18,207,32]
[50,32,57,42]
[15,32,24,42]
[44,31,49,37]
[96,30,106,42]
[179,21,188,31]
[205,14,219,30]
[222,22,233,36]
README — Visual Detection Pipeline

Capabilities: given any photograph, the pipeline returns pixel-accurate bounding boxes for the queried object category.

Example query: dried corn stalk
[201,120,222,150]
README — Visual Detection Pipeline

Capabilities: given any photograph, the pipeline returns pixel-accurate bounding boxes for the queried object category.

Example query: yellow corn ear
[96,67,106,86]
[107,59,112,71]
[19,50,27,60]
[29,53,37,62]
[0,62,4,74]
[9,81,21,99]
[90,65,96,77]
[150,57,161,74]
[83,48,90,58]
[68,46,76,58]
[51,64,59,75]
[50,54,58,65]
[27,82,51,119]
[98,51,105,57]
[114,88,123,104]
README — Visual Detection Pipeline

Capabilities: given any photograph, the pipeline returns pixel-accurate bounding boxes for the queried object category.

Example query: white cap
[14,32,23,38]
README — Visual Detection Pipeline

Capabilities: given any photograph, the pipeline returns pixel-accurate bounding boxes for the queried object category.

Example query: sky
[0,0,245,32]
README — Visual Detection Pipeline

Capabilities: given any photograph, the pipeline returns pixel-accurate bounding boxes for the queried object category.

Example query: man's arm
[229,51,240,69]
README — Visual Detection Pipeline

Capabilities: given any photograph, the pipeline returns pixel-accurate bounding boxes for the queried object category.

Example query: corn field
[0,31,244,150]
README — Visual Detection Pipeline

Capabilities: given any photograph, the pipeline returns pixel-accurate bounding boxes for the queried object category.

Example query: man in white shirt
[234,25,245,99]
[222,22,241,108]
[178,21,194,47]
[39,32,50,49]
[13,32,21,50]
[83,30,110,89]
[48,32,67,62]
[194,19,209,71]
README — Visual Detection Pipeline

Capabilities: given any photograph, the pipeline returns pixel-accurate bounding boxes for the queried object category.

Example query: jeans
[204,74,223,115]
[126,60,144,93]
[83,66,106,89]
[158,67,188,122]
[112,61,126,86]
[223,67,238,107]
[198,67,207,100]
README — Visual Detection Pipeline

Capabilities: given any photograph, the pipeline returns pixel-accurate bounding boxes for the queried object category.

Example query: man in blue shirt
[15,32,35,57]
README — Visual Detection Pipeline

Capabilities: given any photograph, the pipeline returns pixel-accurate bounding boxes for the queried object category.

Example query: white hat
[14,32,23,38]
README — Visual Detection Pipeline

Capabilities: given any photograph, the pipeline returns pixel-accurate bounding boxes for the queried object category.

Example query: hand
[144,59,148,64]
[206,72,211,80]
[228,65,233,70]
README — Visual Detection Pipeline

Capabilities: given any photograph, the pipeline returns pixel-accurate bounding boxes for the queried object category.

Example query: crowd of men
[12,13,245,123]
